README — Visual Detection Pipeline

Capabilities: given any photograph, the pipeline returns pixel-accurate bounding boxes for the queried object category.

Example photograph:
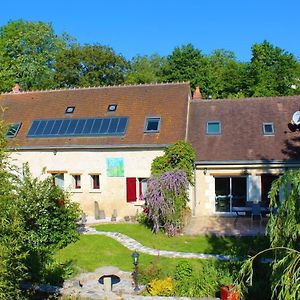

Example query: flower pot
[220,285,239,300]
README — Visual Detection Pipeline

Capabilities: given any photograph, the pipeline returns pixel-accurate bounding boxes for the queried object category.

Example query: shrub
[139,256,162,284]
[147,277,174,296]
[175,260,193,281]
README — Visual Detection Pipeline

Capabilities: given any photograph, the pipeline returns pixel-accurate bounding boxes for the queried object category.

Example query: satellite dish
[292,111,300,125]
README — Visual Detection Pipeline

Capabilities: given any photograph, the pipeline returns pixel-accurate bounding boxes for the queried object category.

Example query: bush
[175,260,193,281]
[147,277,174,296]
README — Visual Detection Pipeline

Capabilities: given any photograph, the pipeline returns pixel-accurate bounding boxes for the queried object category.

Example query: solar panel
[27,117,129,138]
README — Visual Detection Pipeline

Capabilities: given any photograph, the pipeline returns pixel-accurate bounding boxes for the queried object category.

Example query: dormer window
[5,122,22,137]
[263,123,274,135]
[107,104,117,112]
[65,106,75,114]
[206,121,221,135]
[144,117,161,133]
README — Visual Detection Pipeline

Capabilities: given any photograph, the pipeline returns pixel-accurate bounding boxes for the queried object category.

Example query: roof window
[144,117,161,133]
[206,121,221,135]
[65,106,75,114]
[5,122,22,137]
[107,104,117,112]
[263,123,274,135]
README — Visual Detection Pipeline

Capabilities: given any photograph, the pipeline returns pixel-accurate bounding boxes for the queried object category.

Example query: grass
[94,223,269,256]
[56,235,238,278]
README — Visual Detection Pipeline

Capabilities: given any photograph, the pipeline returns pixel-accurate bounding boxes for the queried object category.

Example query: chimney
[193,86,202,100]
[12,83,22,93]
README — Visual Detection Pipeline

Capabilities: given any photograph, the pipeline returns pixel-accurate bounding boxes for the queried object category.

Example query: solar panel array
[27,117,128,138]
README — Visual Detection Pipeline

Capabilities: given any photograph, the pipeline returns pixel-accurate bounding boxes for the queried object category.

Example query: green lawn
[56,235,219,275]
[94,223,269,256]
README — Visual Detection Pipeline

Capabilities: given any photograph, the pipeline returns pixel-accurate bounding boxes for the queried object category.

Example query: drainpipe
[192,162,197,216]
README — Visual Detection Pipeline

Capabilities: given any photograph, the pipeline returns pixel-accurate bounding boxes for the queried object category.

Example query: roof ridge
[1,81,190,95]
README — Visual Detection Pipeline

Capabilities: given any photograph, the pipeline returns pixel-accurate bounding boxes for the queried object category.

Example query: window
[206,121,221,135]
[91,174,100,189]
[144,117,161,133]
[52,173,64,189]
[65,106,75,114]
[107,104,117,112]
[263,123,274,135]
[72,175,81,189]
[6,122,21,137]
[138,178,148,200]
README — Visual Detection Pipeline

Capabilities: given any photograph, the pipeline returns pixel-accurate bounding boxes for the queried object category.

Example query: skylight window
[144,117,161,133]
[263,123,274,135]
[206,121,221,135]
[65,106,75,114]
[5,122,21,137]
[107,104,117,112]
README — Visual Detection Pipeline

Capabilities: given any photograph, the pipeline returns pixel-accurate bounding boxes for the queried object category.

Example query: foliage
[54,44,129,88]
[174,260,192,281]
[139,255,162,284]
[0,119,28,299]
[237,169,300,300]
[151,140,196,184]
[174,261,233,297]
[125,54,165,84]
[249,40,299,97]
[17,164,81,282]
[144,170,189,235]
[0,19,68,92]
[161,43,206,90]
[147,277,174,296]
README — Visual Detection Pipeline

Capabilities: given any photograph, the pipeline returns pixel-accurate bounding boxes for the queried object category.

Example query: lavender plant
[144,169,189,235]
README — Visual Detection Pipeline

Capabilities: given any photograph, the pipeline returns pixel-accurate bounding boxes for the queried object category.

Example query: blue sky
[1,0,299,61]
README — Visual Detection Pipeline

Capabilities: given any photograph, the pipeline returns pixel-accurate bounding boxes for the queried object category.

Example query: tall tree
[161,44,206,92]
[249,40,299,97]
[0,19,68,92]
[54,44,129,88]
[125,54,166,84]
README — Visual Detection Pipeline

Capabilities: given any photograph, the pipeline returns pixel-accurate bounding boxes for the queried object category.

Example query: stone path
[83,226,237,261]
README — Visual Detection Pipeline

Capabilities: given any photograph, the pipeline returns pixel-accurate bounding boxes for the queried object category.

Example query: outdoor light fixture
[132,251,140,292]
[203,168,208,175]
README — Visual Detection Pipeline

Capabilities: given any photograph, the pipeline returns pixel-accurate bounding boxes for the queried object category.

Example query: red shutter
[126,177,136,202]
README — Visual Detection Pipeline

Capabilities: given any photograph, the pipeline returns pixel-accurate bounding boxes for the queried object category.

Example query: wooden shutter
[126,177,136,202]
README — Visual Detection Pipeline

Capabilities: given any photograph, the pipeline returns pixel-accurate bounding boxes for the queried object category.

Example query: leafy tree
[0,116,27,299]
[161,44,206,91]
[249,40,299,97]
[151,140,196,184]
[17,164,81,282]
[0,19,68,92]
[125,54,166,84]
[237,169,300,299]
[54,44,129,88]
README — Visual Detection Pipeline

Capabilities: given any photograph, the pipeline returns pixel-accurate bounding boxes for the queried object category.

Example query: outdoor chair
[251,203,262,227]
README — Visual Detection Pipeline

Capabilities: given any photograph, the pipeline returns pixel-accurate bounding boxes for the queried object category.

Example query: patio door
[215,177,247,213]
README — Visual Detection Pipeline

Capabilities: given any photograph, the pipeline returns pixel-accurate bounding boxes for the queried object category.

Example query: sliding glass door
[215,177,247,212]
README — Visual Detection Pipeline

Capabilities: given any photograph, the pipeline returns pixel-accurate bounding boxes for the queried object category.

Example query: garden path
[82,226,236,261]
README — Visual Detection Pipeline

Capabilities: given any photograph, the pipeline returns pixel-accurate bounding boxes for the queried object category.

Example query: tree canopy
[0,19,299,98]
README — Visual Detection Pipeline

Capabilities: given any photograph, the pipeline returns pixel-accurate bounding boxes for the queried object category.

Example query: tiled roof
[188,96,300,162]
[1,83,190,149]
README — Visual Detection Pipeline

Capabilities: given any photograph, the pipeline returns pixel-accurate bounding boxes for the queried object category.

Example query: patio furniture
[251,203,262,227]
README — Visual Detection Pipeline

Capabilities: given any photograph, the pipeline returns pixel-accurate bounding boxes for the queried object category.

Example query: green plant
[139,255,162,284]
[174,260,193,281]
[147,277,174,296]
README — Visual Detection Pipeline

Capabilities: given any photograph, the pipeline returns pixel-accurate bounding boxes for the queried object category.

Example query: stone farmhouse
[1,83,300,220]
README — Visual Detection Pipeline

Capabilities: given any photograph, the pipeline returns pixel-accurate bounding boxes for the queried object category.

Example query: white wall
[11,148,164,218]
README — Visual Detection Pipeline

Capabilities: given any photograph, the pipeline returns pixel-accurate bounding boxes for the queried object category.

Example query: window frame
[5,122,22,137]
[107,104,117,112]
[144,116,161,133]
[206,121,221,135]
[72,174,82,189]
[90,174,100,190]
[65,106,75,114]
[263,122,275,135]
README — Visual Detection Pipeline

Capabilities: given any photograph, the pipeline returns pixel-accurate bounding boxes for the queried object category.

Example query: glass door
[215,177,247,213]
